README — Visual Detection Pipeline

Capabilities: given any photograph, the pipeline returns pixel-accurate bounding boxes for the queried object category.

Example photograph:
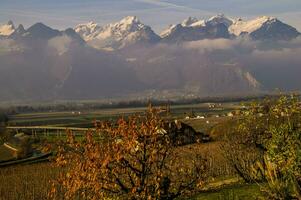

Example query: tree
[50,109,207,200]
[222,95,301,199]
[258,95,301,199]
[220,100,269,183]
[0,110,9,144]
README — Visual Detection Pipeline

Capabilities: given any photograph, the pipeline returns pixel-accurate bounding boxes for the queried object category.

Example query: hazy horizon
[1,0,301,32]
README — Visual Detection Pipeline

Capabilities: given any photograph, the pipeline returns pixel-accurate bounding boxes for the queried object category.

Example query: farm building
[163,120,210,146]
[4,133,33,159]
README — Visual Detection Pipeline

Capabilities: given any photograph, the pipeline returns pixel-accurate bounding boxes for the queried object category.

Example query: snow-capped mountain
[0,20,16,36]
[1,16,301,101]
[161,15,300,42]
[229,16,300,40]
[181,17,199,27]
[74,21,102,41]
[6,22,85,46]
[75,16,160,50]
[161,15,231,42]
[160,17,206,38]
[74,14,300,48]
[206,14,234,27]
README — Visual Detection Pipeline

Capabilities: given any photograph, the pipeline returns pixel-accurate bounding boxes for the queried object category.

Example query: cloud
[183,38,252,51]
[138,36,301,91]
[0,39,24,53]
[48,35,72,55]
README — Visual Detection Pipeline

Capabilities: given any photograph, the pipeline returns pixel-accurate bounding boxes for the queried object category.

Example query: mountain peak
[74,21,102,41]
[28,22,52,31]
[26,22,61,39]
[229,16,278,36]
[257,16,276,21]
[181,17,198,27]
[87,21,97,25]
[76,21,99,28]
[102,16,148,37]
[120,16,140,25]
[113,16,144,32]
[209,14,226,20]
[7,20,14,26]
[206,14,233,27]
[251,16,277,25]
[15,24,25,34]
[75,16,159,50]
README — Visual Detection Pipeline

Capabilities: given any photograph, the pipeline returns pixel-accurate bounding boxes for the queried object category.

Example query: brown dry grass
[0,163,59,200]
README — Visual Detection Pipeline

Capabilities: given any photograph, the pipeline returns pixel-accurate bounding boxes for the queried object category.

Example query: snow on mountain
[160,17,205,38]
[160,15,231,42]
[74,21,102,41]
[181,17,206,28]
[160,25,177,38]
[0,20,15,36]
[160,15,232,38]
[181,17,199,27]
[97,16,146,40]
[229,16,300,40]
[190,20,206,28]
[161,15,300,41]
[75,16,160,50]
[206,14,233,27]
[229,16,276,36]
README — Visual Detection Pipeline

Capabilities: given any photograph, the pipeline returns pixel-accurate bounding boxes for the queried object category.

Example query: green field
[194,183,261,200]
[7,102,241,128]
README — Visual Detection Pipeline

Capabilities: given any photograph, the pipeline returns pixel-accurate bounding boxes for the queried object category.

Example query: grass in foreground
[194,183,261,200]
[0,163,59,200]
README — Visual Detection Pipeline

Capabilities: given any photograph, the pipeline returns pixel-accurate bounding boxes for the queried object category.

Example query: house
[5,133,33,159]
[163,120,211,146]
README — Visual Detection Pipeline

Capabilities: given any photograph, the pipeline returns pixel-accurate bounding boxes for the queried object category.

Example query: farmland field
[7,102,241,128]
[0,101,263,199]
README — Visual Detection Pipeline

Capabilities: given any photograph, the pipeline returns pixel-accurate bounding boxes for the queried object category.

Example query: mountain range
[74,14,300,49]
[0,15,300,101]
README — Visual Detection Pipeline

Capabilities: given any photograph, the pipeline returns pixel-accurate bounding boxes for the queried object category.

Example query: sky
[0,0,301,32]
